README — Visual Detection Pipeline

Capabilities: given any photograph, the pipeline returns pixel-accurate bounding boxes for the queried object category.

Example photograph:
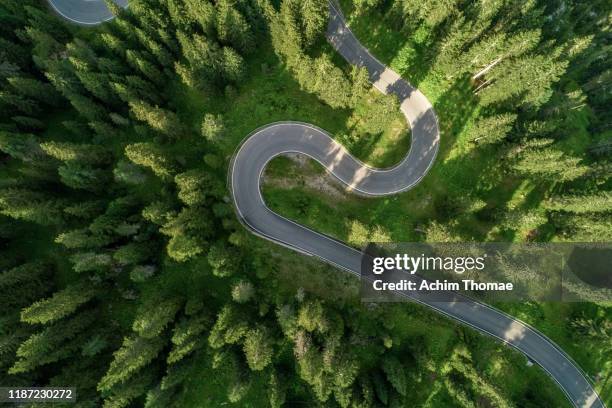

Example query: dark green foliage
[0,0,608,406]
[10,310,97,374]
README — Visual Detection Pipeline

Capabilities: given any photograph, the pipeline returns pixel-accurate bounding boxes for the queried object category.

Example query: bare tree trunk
[472,57,502,80]
[474,78,493,94]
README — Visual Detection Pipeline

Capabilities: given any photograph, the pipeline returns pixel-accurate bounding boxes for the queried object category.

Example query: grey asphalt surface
[47,0,127,25]
[230,3,604,408]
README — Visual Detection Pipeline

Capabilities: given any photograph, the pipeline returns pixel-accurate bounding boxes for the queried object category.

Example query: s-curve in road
[47,0,127,25]
[230,2,604,408]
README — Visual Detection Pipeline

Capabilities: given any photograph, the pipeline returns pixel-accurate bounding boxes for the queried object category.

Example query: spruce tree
[21,281,97,325]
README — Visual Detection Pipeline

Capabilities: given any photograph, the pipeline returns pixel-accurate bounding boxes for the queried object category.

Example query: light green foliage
[129,100,184,137]
[231,280,255,303]
[40,141,109,164]
[167,314,208,364]
[208,305,248,349]
[300,0,328,49]
[126,50,164,84]
[132,296,182,338]
[441,346,514,408]
[125,142,175,179]
[243,326,273,370]
[21,282,96,325]
[160,207,211,262]
[513,140,589,181]
[544,192,612,214]
[98,335,165,392]
[175,169,222,205]
[479,55,568,108]
[0,0,609,405]
[227,373,251,403]
[468,113,517,144]
[271,1,352,108]
[200,113,224,142]
[297,300,328,333]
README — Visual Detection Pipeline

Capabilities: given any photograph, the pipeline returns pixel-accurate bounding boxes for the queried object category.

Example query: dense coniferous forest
[0,0,609,407]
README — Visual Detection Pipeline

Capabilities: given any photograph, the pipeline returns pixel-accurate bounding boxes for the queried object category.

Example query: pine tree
[207,243,241,277]
[0,188,64,226]
[300,0,328,49]
[298,300,328,333]
[268,370,287,408]
[130,265,157,283]
[208,305,249,349]
[113,242,152,266]
[479,54,568,108]
[232,280,255,303]
[543,192,612,213]
[134,27,174,68]
[468,113,517,144]
[129,100,184,137]
[66,92,107,121]
[227,371,251,403]
[220,47,245,83]
[74,71,117,105]
[167,314,209,364]
[243,325,274,371]
[55,228,110,249]
[0,261,50,310]
[70,252,113,273]
[200,113,225,142]
[513,141,588,181]
[111,76,162,105]
[125,142,175,179]
[98,335,165,392]
[216,0,254,53]
[381,356,407,396]
[175,169,223,205]
[0,91,39,114]
[58,162,109,191]
[10,310,97,374]
[40,141,109,164]
[20,281,97,325]
[126,50,164,85]
[132,296,182,338]
[0,132,44,162]
[7,76,61,106]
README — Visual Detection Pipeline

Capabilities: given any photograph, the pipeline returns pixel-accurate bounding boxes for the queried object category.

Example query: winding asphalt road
[47,0,127,25]
[47,1,604,407]
[230,3,605,408]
